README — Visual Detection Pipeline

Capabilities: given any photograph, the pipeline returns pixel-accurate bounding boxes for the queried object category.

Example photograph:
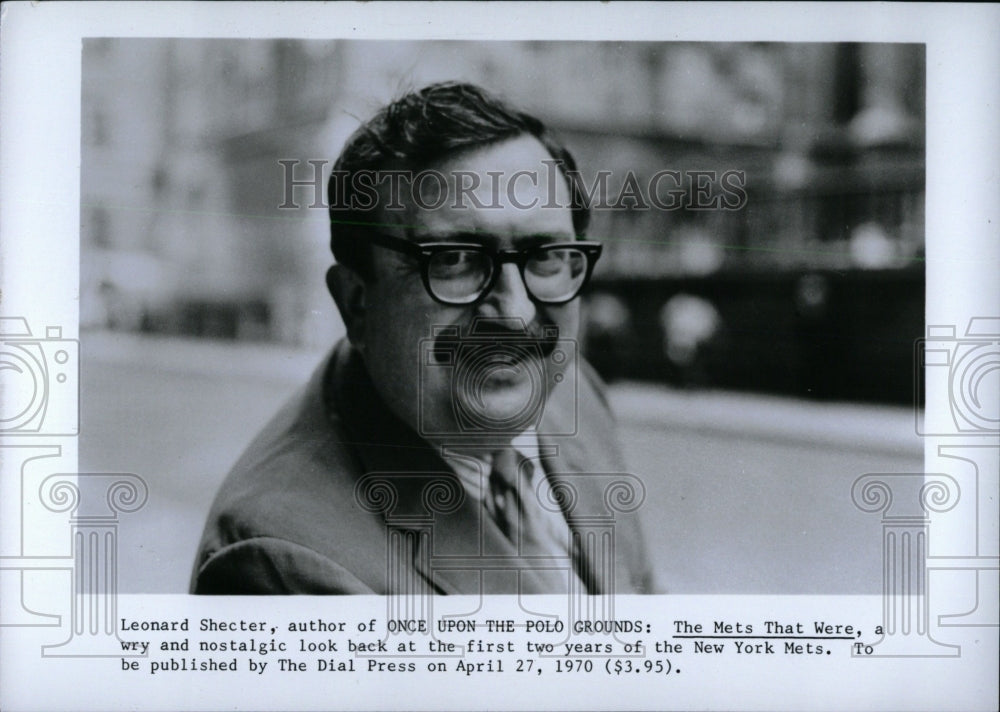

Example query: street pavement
[78,331,923,594]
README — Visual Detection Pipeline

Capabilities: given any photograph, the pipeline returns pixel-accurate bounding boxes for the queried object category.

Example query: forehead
[389,135,575,239]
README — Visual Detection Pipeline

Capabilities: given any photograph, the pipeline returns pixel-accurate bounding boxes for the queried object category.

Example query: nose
[478,262,537,324]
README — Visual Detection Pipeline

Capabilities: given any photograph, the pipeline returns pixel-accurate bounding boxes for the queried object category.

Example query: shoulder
[569,355,627,466]
[577,355,615,414]
[191,344,390,593]
[192,537,375,594]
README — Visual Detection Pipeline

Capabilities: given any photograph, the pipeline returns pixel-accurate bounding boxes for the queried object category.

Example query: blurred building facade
[81,40,924,402]
[82,39,344,346]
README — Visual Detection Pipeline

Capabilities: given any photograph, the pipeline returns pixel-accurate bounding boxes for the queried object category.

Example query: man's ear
[326,264,367,349]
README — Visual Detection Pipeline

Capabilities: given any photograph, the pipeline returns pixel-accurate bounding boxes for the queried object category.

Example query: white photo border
[1,3,997,711]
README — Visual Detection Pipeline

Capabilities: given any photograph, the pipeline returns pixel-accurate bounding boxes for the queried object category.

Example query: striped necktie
[486,449,562,554]
[487,448,591,592]
[487,448,528,543]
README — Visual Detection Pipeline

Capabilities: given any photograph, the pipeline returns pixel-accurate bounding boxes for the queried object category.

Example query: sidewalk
[609,382,921,458]
[84,329,922,457]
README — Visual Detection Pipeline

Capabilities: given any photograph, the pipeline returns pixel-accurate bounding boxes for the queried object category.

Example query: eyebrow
[412,231,573,248]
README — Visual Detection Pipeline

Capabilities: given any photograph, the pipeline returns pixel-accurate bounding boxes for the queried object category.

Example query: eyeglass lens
[427,250,493,303]
[426,247,589,304]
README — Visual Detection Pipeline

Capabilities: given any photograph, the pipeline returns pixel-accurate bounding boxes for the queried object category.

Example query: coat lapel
[537,364,641,596]
[537,434,606,595]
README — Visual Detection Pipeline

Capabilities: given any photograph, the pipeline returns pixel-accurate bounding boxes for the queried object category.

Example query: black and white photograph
[1,3,997,711]
[78,38,929,595]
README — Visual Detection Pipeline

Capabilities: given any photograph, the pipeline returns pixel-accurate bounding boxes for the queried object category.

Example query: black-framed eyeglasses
[365,232,603,306]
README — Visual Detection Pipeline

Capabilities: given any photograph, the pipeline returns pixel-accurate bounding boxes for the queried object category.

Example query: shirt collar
[439,428,542,502]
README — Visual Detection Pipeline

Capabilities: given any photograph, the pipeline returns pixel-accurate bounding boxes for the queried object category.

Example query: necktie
[488,449,565,554]
[487,449,592,592]
[487,448,528,543]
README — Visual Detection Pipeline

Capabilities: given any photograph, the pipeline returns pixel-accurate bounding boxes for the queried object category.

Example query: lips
[482,345,528,368]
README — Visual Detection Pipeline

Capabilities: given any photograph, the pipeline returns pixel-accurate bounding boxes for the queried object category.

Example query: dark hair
[328,81,591,278]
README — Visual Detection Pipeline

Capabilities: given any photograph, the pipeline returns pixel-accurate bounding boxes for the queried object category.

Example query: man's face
[355,135,579,444]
